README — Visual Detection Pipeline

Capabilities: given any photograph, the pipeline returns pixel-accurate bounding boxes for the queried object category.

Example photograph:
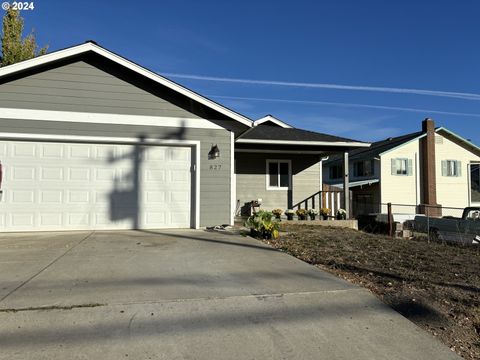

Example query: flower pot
[286,214,294,220]
[262,231,272,240]
[322,215,328,220]
[250,229,260,238]
[336,214,346,220]
[275,215,281,221]
[299,215,307,220]
[309,215,316,220]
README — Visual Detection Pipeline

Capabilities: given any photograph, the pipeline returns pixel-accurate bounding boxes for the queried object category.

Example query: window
[329,164,342,180]
[471,164,480,203]
[391,158,412,176]
[441,160,462,177]
[267,160,290,190]
[353,160,374,177]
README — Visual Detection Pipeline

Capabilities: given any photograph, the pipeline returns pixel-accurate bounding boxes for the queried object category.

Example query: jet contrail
[162,73,480,101]
[207,95,480,118]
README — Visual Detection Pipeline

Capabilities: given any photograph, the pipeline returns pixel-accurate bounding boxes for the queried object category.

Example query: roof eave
[436,127,480,156]
[236,138,371,147]
[0,42,254,128]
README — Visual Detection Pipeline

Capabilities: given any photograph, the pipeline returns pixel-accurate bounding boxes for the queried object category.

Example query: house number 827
[209,165,221,170]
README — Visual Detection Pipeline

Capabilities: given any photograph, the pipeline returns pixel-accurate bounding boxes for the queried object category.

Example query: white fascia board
[0,107,224,130]
[0,132,201,146]
[436,127,480,155]
[235,149,327,154]
[0,43,253,128]
[236,138,371,147]
[254,115,292,128]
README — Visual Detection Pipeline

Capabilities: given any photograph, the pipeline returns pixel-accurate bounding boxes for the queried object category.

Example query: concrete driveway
[0,230,459,359]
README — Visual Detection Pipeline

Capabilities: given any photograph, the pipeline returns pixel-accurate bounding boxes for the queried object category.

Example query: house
[0,41,369,232]
[323,118,480,218]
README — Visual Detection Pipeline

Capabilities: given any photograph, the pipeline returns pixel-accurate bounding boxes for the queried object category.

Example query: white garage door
[0,140,192,231]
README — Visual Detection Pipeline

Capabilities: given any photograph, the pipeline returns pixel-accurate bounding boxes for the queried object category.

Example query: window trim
[391,158,411,176]
[442,159,461,177]
[266,159,292,191]
[469,162,480,205]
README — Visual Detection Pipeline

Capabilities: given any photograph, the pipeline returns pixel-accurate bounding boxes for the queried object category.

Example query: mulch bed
[260,224,480,360]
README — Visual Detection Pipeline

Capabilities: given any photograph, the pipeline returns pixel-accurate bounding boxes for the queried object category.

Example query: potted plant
[272,208,283,220]
[245,210,280,239]
[336,208,347,220]
[296,208,307,220]
[320,208,331,220]
[284,209,295,220]
[307,208,318,220]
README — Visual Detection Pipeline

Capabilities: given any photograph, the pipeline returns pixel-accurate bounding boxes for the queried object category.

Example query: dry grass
[261,225,480,360]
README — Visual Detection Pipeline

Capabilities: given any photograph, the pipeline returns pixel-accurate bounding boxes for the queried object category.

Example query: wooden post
[343,151,350,219]
[387,202,393,237]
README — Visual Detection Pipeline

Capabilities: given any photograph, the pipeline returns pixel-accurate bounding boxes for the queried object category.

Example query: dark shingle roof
[325,131,423,164]
[238,124,367,143]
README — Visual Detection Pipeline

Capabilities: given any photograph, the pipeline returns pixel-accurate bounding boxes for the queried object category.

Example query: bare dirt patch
[261,225,480,360]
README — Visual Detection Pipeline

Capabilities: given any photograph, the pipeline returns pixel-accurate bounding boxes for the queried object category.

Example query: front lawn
[261,225,480,360]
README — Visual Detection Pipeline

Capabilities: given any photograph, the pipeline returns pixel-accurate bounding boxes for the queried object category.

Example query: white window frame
[266,159,291,191]
[445,160,460,177]
[392,158,409,176]
[469,162,480,205]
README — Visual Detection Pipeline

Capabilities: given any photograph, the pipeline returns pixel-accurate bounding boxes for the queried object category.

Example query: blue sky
[18,0,480,143]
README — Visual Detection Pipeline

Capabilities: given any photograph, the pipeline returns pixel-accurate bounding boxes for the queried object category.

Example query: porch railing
[292,190,344,215]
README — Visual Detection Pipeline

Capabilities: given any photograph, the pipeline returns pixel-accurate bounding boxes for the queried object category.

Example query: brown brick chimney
[419,118,442,217]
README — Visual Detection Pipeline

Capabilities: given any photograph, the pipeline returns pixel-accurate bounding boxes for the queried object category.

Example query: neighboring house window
[470,164,480,203]
[266,160,290,190]
[329,164,342,180]
[353,160,374,177]
[391,158,412,176]
[441,160,462,177]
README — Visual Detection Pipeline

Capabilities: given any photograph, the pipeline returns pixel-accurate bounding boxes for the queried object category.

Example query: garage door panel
[68,168,91,181]
[11,190,35,203]
[11,213,35,227]
[95,168,116,181]
[13,143,36,157]
[12,167,35,180]
[69,145,91,159]
[40,190,63,203]
[0,140,192,231]
[41,144,64,158]
[40,213,63,226]
[41,167,64,181]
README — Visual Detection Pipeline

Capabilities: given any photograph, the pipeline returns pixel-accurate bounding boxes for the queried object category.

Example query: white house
[323,119,480,218]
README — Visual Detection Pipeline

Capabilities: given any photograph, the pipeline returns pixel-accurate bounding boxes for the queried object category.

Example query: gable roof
[254,115,292,128]
[0,41,253,128]
[236,123,370,147]
[436,127,480,157]
[325,126,480,164]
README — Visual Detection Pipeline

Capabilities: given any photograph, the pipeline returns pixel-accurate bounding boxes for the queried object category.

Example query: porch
[234,121,370,220]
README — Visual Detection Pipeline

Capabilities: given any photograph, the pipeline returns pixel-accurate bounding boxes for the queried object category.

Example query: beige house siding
[379,139,420,214]
[435,134,480,215]
[380,134,480,216]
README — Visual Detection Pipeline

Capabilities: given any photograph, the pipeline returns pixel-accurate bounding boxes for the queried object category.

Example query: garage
[0,139,193,232]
